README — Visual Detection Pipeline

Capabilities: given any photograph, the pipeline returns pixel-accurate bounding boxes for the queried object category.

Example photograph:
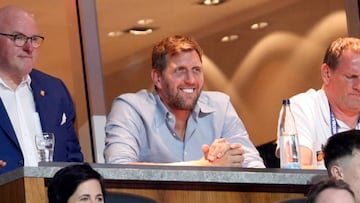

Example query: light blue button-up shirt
[104,90,265,168]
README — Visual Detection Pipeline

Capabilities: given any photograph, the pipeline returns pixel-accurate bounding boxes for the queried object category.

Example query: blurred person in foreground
[0,5,83,174]
[276,37,360,169]
[104,35,264,167]
[48,163,105,203]
[323,129,360,203]
[306,177,355,203]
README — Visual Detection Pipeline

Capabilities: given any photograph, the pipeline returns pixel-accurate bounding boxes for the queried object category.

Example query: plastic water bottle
[279,99,301,169]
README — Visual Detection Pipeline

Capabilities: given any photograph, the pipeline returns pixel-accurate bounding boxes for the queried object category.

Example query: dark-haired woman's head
[48,163,105,203]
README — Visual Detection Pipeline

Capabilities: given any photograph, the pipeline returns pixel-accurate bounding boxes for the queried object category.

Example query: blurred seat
[106,192,158,203]
[256,140,280,168]
[274,198,307,203]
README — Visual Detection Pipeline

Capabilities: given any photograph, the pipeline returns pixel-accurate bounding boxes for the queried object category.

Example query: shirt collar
[154,92,168,128]
[0,74,32,90]
[197,93,216,113]
[154,91,216,127]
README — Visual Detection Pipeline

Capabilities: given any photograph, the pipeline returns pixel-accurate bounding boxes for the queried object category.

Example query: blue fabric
[0,69,83,175]
[105,90,264,168]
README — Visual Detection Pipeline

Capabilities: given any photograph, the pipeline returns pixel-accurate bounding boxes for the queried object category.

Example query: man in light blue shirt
[104,35,264,168]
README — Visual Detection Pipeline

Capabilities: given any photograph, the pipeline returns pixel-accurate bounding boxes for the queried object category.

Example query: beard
[162,82,201,111]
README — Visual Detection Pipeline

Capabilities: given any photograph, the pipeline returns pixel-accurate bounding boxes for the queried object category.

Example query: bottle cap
[282,99,290,104]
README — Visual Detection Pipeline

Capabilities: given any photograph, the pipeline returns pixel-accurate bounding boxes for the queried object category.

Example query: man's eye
[175,68,185,73]
[15,35,26,40]
[346,75,357,79]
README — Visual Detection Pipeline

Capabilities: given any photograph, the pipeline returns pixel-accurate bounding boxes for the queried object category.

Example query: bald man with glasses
[0,33,44,48]
[0,5,83,174]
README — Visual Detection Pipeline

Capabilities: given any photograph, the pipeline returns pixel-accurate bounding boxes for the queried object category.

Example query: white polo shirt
[277,88,360,169]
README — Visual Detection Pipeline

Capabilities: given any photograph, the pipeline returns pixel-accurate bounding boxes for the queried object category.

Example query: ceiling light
[221,35,239,42]
[137,18,154,25]
[130,29,153,35]
[198,0,226,6]
[250,22,269,30]
[107,31,123,37]
[123,26,158,36]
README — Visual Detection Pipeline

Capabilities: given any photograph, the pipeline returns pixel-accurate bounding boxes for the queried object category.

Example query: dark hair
[306,178,354,203]
[323,129,360,175]
[151,35,203,73]
[322,37,360,71]
[47,163,106,203]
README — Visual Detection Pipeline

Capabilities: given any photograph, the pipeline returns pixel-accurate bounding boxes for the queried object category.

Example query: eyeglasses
[0,33,45,48]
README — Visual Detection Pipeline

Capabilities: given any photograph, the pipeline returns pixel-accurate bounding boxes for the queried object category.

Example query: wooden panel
[24,178,47,203]
[0,177,46,203]
[1,169,313,203]
[106,188,304,203]
[0,178,25,203]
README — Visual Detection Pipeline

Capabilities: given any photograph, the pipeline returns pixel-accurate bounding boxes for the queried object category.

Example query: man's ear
[151,69,161,89]
[330,165,344,179]
[321,64,331,84]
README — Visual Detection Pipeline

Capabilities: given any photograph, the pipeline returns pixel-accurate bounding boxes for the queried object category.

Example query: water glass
[35,132,55,162]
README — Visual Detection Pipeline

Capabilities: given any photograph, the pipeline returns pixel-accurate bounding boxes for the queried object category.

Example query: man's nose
[22,39,34,52]
[184,71,196,83]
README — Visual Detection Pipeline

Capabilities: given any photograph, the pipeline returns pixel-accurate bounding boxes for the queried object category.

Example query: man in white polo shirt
[276,37,360,169]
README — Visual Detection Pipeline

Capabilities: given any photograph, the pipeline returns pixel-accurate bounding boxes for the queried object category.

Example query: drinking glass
[35,132,55,162]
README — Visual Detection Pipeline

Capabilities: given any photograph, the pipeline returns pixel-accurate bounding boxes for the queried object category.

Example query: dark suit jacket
[0,69,83,174]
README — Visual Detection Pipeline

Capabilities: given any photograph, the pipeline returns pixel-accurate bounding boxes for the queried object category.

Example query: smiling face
[67,179,104,203]
[152,50,204,111]
[0,6,40,84]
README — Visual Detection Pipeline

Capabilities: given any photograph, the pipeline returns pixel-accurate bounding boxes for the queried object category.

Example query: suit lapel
[31,80,41,113]
[30,72,53,133]
[0,98,20,148]
[30,75,46,130]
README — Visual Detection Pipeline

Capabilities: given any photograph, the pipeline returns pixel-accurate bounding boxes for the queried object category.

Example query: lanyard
[329,109,339,136]
[329,108,360,136]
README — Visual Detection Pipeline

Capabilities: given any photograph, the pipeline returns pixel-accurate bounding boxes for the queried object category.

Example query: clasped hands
[199,138,244,167]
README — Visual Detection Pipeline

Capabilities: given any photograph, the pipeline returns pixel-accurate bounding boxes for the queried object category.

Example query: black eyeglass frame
[0,33,45,48]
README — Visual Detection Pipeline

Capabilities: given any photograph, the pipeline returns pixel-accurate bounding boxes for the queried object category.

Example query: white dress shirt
[0,76,42,166]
